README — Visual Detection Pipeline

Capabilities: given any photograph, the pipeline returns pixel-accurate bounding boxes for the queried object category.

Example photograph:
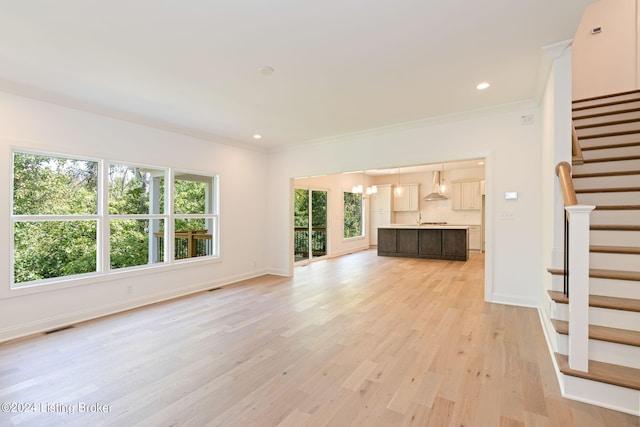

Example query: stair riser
[574,159,640,175]
[574,109,640,125]
[578,191,640,206]
[591,306,640,331]
[562,375,640,416]
[555,334,640,369]
[590,252,640,272]
[576,123,640,139]
[590,210,640,225]
[590,277,640,299]
[573,175,640,189]
[554,303,640,331]
[579,133,640,148]
[589,229,640,246]
[550,275,566,293]
[550,275,640,299]
[573,93,640,109]
[580,145,640,158]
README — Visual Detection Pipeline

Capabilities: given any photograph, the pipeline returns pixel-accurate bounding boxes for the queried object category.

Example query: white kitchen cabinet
[451,180,481,210]
[468,225,481,251]
[371,184,392,212]
[393,183,419,212]
[370,184,393,244]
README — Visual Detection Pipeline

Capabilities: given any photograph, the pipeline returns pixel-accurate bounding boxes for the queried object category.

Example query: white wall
[542,45,574,289]
[267,104,543,306]
[540,45,573,355]
[572,0,638,99]
[0,91,269,341]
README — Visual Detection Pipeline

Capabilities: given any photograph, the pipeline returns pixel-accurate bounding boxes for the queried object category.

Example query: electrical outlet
[126,285,133,295]
[500,210,514,220]
[521,114,534,126]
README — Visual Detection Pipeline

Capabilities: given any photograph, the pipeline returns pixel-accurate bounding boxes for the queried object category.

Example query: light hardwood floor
[1,250,638,426]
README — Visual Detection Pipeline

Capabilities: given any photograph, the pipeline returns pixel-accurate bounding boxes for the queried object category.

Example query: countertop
[381,224,470,230]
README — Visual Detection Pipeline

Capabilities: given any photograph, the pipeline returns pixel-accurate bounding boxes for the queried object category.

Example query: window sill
[3,256,222,300]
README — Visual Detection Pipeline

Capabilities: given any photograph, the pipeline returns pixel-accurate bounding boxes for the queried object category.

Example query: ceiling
[0,1,593,151]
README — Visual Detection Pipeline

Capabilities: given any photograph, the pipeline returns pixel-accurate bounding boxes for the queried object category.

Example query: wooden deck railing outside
[154,230,213,261]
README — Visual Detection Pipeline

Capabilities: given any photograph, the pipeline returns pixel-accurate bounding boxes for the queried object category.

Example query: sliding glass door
[294,189,327,263]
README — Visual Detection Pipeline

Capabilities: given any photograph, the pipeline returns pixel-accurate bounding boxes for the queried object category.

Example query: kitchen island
[377,225,469,261]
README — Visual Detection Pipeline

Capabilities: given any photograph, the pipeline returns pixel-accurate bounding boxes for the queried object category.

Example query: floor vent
[208,287,222,292]
[43,325,74,335]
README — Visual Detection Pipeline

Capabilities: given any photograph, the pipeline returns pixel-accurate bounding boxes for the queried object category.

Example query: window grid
[10,149,220,288]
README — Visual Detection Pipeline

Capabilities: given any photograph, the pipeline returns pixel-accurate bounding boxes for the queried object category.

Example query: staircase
[548,90,640,415]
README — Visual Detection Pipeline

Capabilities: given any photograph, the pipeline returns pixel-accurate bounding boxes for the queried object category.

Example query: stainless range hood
[424,170,448,201]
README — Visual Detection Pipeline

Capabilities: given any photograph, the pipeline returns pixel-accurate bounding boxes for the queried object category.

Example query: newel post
[565,204,595,372]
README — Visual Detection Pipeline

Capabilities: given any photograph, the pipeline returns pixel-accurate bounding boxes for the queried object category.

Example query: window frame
[9,148,221,290]
[106,161,169,271]
[171,169,220,262]
[342,189,364,240]
[11,149,103,286]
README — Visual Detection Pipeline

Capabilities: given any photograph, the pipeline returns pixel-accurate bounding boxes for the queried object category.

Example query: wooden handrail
[572,125,584,165]
[556,161,579,206]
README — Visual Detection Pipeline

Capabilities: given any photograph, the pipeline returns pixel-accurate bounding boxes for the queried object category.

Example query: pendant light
[394,168,404,197]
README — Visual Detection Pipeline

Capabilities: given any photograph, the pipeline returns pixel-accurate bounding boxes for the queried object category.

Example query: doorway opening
[294,188,328,264]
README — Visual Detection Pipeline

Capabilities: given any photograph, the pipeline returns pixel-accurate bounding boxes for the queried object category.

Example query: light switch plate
[505,191,518,200]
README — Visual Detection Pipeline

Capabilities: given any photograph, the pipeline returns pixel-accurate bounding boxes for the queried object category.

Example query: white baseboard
[487,292,538,308]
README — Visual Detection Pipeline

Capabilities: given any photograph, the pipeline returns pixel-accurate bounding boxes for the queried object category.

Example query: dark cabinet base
[377,228,468,261]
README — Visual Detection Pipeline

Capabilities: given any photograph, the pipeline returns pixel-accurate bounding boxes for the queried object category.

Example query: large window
[11,149,219,288]
[109,163,166,270]
[343,191,363,239]
[171,172,218,260]
[12,152,99,283]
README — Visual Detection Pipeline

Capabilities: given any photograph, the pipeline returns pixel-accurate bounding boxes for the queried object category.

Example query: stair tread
[578,129,640,140]
[582,155,640,163]
[590,269,640,281]
[590,224,640,231]
[580,141,640,151]
[573,106,640,121]
[547,267,640,281]
[547,290,640,312]
[573,169,640,178]
[554,353,640,390]
[575,117,640,130]
[551,319,640,347]
[591,245,640,254]
[577,187,640,193]
[594,205,640,211]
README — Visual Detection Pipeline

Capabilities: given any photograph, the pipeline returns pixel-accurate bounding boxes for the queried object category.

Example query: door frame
[293,186,330,266]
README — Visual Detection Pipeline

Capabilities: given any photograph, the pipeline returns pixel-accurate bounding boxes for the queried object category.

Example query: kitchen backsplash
[394,206,482,225]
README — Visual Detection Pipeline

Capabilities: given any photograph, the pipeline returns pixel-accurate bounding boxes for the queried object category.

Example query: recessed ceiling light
[258,66,274,76]
[478,161,485,165]
[476,82,490,90]
[253,134,262,139]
